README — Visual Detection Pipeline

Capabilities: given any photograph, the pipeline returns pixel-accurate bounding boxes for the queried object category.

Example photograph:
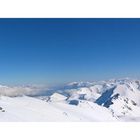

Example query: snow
[1,78,140,121]
[0,96,117,122]
[49,92,67,102]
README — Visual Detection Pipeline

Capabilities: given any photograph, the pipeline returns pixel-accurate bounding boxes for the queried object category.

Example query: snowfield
[0,96,117,122]
[1,78,140,122]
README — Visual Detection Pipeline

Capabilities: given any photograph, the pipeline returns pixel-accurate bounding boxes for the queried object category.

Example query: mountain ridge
[1,78,140,121]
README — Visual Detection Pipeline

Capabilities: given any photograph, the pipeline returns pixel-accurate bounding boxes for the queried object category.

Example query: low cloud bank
[0,85,47,97]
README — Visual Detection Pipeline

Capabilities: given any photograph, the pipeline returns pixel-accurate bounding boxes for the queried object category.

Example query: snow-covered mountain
[1,78,140,121]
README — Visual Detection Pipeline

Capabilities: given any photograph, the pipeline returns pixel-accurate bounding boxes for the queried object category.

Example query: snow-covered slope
[1,78,140,121]
[0,96,116,122]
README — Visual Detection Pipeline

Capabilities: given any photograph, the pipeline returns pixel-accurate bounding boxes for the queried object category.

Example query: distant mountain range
[1,78,140,121]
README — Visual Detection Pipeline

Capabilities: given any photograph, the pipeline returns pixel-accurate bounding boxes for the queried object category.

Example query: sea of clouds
[0,85,47,97]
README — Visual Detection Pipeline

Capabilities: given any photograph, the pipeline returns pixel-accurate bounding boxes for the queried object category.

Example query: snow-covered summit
[43,78,140,121]
[1,78,140,121]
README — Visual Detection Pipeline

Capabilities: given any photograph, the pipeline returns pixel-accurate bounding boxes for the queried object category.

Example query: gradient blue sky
[0,18,140,85]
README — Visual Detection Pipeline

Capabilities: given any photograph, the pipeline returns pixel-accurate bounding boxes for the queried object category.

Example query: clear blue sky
[0,18,140,85]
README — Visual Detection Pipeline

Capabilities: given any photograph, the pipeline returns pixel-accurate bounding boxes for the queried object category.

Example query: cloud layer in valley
[0,85,47,97]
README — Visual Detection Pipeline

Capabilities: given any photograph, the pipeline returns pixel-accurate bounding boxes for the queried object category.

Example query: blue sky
[0,18,140,85]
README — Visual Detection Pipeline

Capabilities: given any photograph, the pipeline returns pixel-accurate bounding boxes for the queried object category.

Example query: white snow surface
[0,96,116,122]
[1,78,140,121]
